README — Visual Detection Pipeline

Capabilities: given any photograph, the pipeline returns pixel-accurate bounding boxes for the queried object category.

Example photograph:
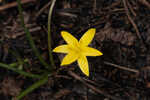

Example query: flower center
[68,44,83,57]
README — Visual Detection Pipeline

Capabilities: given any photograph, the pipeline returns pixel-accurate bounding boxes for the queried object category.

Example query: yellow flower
[53,28,103,76]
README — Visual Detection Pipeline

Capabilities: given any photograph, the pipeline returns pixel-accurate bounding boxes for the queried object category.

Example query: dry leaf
[95,22,136,46]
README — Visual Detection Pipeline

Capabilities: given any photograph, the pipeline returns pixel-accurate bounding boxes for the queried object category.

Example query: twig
[122,0,146,48]
[0,0,35,11]
[14,26,41,38]
[93,0,97,14]
[126,0,136,16]
[57,12,77,18]
[105,1,121,9]
[6,26,41,39]
[68,71,122,100]
[35,1,52,18]
[104,61,139,73]
[139,0,150,9]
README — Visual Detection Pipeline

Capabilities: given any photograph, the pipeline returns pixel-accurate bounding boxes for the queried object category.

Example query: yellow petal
[77,56,89,76]
[53,45,70,53]
[61,31,78,46]
[82,47,103,56]
[61,51,78,66]
[79,28,96,46]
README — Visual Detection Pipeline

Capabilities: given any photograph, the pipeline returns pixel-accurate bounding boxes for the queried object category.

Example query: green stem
[0,62,40,78]
[9,49,24,70]
[16,0,50,69]
[9,58,28,67]
[15,75,48,100]
[48,0,56,69]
